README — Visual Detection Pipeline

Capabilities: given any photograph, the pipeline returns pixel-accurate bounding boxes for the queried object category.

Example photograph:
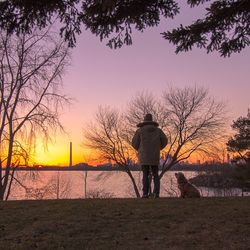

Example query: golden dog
[175,172,201,198]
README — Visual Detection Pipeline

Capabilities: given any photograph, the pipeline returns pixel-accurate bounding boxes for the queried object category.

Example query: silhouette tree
[163,0,250,57]
[0,28,69,200]
[84,86,226,197]
[0,0,179,48]
[84,106,140,197]
[128,87,227,179]
[227,110,250,162]
[0,1,249,56]
[85,188,114,199]
[11,171,72,200]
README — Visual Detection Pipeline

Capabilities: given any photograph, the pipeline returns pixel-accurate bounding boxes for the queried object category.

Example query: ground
[0,198,250,250]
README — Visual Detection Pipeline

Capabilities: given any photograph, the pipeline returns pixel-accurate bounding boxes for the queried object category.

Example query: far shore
[4,163,232,172]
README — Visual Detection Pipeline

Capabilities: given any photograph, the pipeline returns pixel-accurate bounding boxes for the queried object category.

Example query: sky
[34,3,250,166]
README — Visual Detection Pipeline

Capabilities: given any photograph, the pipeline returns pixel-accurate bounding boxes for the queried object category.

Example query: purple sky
[35,3,250,165]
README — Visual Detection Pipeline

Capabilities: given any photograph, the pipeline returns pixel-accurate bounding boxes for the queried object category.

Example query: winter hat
[137,113,159,127]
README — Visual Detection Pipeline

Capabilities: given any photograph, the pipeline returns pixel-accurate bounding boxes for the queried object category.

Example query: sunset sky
[34,2,250,166]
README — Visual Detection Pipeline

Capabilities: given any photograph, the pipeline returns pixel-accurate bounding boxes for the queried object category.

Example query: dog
[175,172,201,198]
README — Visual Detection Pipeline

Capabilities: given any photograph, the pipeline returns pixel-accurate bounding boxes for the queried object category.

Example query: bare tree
[86,188,114,199]
[84,106,140,197]
[79,151,96,198]
[47,171,72,199]
[161,177,179,197]
[9,171,72,200]
[4,169,42,200]
[0,28,69,200]
[159,86,227,178]
[126,91,168,132]
[128,87,227,179]
[84,86,226,197]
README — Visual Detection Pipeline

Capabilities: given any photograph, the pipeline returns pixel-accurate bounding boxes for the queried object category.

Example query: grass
[0,197,250,250]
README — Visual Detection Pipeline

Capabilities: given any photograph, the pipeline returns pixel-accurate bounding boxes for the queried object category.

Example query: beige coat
[132,124,168,165]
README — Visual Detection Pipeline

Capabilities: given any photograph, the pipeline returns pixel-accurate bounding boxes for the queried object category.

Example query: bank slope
[0,198,249,250]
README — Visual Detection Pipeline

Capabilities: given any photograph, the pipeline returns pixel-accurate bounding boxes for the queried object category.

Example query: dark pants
[141,165,160,197]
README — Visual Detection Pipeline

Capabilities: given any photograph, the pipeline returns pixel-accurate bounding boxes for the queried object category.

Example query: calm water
[6,170,244,200]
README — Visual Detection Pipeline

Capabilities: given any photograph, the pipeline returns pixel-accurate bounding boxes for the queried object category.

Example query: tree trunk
[0,164,3,200]
[84,171,88,198]
[0,186,4,201]
[2,137,14,200]
[0,173,9,201]
[56,171,60,199]
[126,170,140,198]
[159,160,176,179]
[5,169,15,200]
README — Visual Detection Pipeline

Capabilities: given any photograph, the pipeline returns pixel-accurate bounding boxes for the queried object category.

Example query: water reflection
[7,171,243,200]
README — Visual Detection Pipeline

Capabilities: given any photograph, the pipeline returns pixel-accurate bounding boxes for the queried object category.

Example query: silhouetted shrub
[190,163,250,189]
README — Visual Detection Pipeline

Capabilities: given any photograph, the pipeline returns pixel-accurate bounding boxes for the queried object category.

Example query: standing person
[132,113,168,198]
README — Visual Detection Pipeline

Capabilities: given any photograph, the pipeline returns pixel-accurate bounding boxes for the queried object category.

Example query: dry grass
[0,197,250,250]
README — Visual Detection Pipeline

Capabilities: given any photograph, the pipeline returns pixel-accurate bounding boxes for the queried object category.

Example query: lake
[6,170,244,200]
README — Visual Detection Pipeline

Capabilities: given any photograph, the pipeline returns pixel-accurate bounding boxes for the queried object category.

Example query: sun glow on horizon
[31,143,228,167]
[33,137,83,166]
[30,132,230,167]
[32,138,105,166]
